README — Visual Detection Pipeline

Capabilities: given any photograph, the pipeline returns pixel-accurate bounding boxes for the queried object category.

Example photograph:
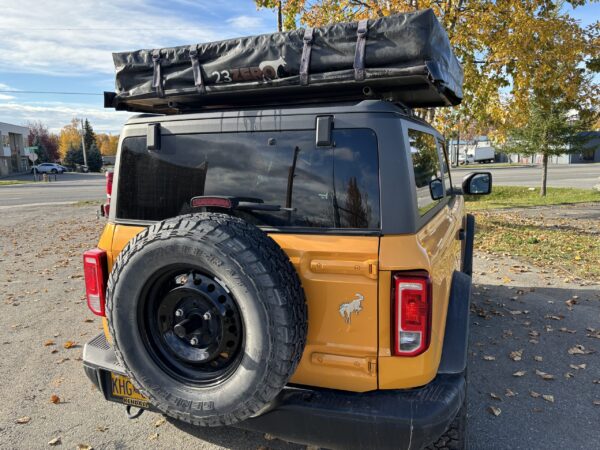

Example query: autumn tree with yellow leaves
[95,133,119,156]
[255,0,598,142]
[58,119,82,160]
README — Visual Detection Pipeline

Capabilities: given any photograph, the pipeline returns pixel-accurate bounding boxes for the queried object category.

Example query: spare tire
[106,213,307,426]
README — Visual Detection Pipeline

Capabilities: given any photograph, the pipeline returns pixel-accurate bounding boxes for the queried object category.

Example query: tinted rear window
[116,129,379,229]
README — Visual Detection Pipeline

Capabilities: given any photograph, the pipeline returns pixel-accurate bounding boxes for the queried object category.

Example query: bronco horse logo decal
[339,293,364,324]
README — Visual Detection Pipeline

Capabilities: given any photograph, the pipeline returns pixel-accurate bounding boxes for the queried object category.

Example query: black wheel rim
[139,266,244,386]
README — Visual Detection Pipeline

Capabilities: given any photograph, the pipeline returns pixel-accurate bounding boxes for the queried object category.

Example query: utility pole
[80,118,88,167]
[277,1,283,32]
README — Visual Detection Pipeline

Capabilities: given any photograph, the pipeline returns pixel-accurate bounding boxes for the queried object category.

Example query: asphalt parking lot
[0,204,598,449]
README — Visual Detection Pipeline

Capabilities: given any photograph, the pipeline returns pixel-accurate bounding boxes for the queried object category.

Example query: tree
[86,143,103,172]
[59,119,82,160]
[255,1,598,141]
[505,97,591,196]
[64,143,103,172]
[96,133,119,156]
[83,119,96,154]
[27,121,59,162]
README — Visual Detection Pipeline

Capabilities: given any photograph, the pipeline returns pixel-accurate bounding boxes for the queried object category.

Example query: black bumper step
[83,333,465,449]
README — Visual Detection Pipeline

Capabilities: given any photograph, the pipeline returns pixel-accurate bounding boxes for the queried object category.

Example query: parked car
[31,163,67,174]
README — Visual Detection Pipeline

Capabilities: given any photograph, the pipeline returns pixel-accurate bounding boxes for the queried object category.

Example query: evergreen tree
[32,135,50,163]
[64,145,84,168]
[86,143,103,172]
[83,119,96,155]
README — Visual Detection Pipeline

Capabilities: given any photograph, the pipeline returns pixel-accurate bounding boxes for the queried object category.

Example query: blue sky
[0,1,597,134]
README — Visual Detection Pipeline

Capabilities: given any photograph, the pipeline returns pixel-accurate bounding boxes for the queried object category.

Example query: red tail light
[102,171,114,217]
[393,273,431,356]
[83,248,108,316]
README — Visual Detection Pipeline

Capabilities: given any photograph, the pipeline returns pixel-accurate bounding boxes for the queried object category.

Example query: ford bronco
[82,98,491,449]
[81,9,492,449]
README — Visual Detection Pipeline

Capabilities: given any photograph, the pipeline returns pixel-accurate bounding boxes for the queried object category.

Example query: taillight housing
[101,171,114,217]
[392,272,431,356]
[83,248,108,316]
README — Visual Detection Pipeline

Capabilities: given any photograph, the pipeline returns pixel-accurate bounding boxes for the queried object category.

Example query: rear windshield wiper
[190,196,296,212]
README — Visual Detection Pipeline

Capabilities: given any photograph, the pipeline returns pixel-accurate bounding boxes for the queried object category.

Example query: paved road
[0,173,105,208]
[453,164,600,189]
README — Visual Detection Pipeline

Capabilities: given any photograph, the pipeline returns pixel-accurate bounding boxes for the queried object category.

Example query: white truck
[467,146,495,164]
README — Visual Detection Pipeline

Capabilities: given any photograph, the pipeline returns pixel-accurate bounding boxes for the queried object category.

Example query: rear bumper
[83,333,465,450]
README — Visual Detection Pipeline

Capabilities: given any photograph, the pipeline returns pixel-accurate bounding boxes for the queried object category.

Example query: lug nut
[203,312,212,320]
[190,337,199,346]
[175,309,184,317]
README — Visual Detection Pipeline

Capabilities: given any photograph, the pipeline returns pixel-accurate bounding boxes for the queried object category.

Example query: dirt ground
[0,204,598,449]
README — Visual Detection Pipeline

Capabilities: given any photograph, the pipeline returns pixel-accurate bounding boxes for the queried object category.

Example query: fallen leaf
[63,341,77,349]
[154,418,166,428]
[77,445,93,450]
[483,355,496,361]
[545,315,563,321]
[542,395,555,403]
[96,425,108,432]
[264,434,277,441]
[43,340,55,346]
[16,416,31,424]
[48,437,61,446]
[83,318,93,323]
[488,406,502,416]
[565,298,578,307]
[490,392,501,401]
[513,370,526,377]
[594,400,600,406]
[593,380,600,384]
[530,391,541,398]
[508,310,523,315]
[505,388,517,397]
[148,433,159,441]
[570,364,586,370]
[534,356,543,362]
[564,372,574,379]
[510,349,524,361]
[50,394,60,404]
[559,327,576,334]
[535,369,555,380]
[568,345,586,355]
[502,276,512,284]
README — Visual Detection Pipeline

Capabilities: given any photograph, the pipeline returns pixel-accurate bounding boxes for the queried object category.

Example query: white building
[0,122,28,176]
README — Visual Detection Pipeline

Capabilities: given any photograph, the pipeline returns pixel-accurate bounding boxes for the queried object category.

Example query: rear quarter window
[408,129,443,216]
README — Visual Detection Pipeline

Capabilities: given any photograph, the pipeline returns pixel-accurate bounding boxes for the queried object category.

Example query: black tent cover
[106,9,463,114]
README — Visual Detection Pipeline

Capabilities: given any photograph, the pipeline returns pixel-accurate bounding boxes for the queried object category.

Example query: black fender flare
[461,214,475,276]
[437,270,472,374]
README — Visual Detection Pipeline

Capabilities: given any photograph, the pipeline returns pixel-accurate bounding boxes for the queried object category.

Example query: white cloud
[0,101,131,134]
[0,0,271,76]
[227,15,265,30]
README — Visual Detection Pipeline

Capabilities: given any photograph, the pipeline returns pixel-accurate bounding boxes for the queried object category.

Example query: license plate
[110,373,149,409]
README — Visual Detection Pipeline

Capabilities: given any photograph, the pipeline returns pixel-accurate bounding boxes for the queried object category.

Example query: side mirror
[429,178,444,200]
[462,172,492,195]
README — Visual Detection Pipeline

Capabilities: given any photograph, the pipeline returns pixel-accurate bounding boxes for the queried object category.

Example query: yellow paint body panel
[378,197,463,388]
[96,197,462,392]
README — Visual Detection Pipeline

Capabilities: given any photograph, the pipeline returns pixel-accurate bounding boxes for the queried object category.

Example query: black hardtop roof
[125,99,420,125]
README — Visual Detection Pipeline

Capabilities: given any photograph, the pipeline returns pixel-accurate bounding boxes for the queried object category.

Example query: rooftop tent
[106,8,463,114]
